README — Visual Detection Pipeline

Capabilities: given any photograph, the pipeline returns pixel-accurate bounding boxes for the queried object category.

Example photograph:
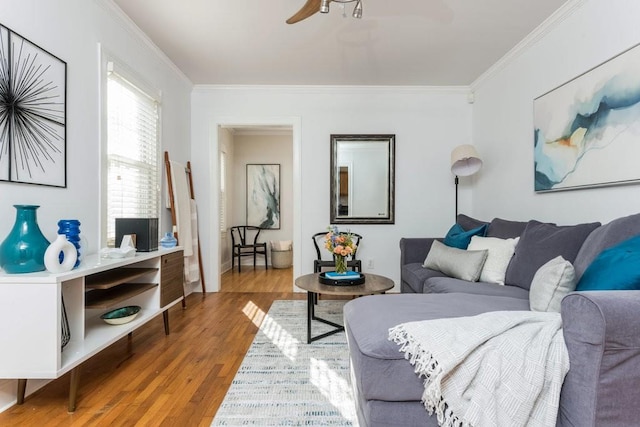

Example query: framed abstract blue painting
[246,164,280,229]
[534,43,640,192]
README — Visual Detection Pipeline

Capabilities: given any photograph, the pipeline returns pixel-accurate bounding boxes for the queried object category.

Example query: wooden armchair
[230,226,268,272]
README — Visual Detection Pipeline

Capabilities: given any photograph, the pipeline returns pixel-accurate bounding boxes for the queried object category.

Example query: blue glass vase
[160,232,177,248]
[0,205,51,274]
[57,219,81,268]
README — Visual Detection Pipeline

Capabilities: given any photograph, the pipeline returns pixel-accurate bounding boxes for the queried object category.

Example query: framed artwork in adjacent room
[534,42,640,192]
[246,164,280,229]
[0,23,67,187]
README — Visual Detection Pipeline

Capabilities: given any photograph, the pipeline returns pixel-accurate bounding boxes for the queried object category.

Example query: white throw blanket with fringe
[169,160,193,257]
[388,311,569,427]
[184,199,200,283]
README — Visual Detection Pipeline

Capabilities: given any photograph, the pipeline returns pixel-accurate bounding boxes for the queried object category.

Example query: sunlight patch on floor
[243,300,299,361]
[242,300,266,327]
[310,357,357,423]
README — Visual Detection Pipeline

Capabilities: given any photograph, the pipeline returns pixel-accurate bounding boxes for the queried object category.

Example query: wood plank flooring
[0,267,299,426]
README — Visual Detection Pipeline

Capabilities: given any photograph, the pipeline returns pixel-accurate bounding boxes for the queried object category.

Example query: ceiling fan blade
[286,0,323,24]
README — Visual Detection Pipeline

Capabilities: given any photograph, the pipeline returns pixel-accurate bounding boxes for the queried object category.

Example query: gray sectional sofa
[344,213,640,427]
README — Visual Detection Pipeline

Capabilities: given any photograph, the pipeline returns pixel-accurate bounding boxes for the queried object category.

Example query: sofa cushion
[456,214,488,231]
[423,240,488,281]
[486,218,529,239]
[576,235,640,291]
[559,291,640,427]
[423,277,530,299]
[467,236,519,285]
[529,256,576,312]
[504,220,600,290]
[443,223,488,249]
[344,293,530,402]
[573,213,640,280]
[401,263,447,293]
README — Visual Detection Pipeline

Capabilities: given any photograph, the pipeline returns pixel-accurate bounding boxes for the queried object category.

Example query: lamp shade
[451,144,482,177]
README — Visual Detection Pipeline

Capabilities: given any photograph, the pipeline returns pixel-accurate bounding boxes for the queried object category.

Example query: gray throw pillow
[504,220,600,290]
[486,218,529,239]
[456,214,488,231]
[529,256,576,312]
[423,240,488,282]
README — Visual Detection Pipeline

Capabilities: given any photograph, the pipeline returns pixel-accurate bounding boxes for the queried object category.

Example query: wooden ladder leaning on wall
[164,151,206,301]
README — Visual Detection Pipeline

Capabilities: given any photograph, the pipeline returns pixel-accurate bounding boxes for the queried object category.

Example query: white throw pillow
[529,256,577,312]
[423,240,488,282]
[467,236,519,285]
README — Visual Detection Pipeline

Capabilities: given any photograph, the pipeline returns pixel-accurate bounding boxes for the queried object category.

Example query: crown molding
[193,84,470,95]
[97,0,192,87]
[470,0,587,91]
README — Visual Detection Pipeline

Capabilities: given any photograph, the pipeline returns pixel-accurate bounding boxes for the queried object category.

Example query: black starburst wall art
[0,24,66,188]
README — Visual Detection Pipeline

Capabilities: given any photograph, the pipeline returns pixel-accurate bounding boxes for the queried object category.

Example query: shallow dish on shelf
[100,305,141,325]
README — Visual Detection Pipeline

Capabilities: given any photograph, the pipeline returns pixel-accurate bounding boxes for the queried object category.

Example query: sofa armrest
[399,237,440,266]
[558,291,640,427]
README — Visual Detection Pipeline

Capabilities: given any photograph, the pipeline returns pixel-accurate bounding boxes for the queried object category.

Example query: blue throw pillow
[576,234,640,291]
[443,223,488,249]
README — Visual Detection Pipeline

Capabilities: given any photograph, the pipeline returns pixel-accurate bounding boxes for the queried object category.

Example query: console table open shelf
[0,247,184,412]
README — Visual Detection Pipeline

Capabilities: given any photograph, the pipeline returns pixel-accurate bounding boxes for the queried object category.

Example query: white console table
[0,248,184,412]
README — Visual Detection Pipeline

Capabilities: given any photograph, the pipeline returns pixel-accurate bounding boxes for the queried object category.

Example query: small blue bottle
[57,219,81,268]
[160,232,177,248]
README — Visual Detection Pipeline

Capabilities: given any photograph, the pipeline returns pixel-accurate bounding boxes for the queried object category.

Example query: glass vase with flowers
[324,226,357,274]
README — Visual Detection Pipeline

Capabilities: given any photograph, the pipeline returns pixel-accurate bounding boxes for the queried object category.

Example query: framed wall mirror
[330,134,395,224]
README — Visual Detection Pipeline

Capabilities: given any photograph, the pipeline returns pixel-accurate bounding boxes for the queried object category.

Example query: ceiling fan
[286,0,363,24]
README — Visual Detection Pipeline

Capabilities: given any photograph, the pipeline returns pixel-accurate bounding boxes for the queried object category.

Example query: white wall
[0,0,192,412]
[230,133,294,267]
[219,128,234,270]
[471,0,640,225]
[191,86,473,291]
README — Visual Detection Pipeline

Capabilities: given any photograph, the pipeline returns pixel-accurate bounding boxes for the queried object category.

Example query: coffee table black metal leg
[307,291,314,344]
[306,291,344,344]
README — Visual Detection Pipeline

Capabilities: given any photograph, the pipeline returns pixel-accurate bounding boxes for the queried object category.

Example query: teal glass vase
[0,205,51,274]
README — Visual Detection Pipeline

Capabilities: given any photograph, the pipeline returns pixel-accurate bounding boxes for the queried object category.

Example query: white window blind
[105,68,160,246]
[219,150,227,232]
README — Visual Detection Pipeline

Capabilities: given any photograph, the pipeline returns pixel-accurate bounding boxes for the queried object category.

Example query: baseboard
[0,378,50,414]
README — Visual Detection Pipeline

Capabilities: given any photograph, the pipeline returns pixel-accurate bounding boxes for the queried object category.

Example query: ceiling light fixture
[320,0,363,19]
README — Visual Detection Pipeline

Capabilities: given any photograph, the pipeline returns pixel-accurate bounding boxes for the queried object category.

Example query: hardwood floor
[221,266,294,293]
[0,267,299,426]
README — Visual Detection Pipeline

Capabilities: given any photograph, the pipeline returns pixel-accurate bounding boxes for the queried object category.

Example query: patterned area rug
[211,299,358,426]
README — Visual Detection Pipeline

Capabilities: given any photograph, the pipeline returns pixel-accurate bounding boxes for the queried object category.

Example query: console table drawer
[161,250,183,307]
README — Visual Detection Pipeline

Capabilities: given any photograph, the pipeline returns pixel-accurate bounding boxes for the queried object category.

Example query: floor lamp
[450,144,482,220]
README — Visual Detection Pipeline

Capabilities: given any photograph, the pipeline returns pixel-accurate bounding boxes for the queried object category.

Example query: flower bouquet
[324,226,357,274]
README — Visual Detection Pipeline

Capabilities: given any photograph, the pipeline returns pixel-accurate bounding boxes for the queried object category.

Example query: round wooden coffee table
[295,272,394,344]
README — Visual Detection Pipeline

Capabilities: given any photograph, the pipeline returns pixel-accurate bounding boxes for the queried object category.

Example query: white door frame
[208,116,302,291]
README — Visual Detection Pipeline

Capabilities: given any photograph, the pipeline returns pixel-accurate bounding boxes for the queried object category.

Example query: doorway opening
[216,122,299,293]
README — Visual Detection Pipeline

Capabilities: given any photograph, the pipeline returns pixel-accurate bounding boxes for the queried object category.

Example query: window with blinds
[105,67,160,246]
